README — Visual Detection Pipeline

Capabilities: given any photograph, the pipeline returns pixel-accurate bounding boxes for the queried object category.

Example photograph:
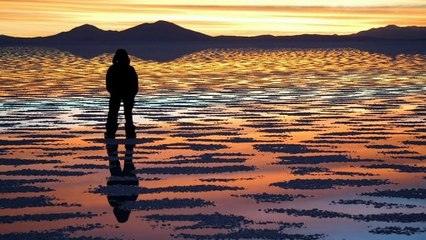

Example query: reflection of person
[105,49,138,139]
[106,144,139,223]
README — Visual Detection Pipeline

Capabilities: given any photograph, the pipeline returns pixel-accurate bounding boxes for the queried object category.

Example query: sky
[1,0,425,37]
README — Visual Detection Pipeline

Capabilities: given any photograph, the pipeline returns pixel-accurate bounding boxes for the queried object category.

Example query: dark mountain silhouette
[353,25,426,40]
[2,20,212,44]
[0,35,14,44]
[119,20,211,41]
[0,21,211,45]
[1,21,425,45]
[1,21,425,61]
[46,24,118,42]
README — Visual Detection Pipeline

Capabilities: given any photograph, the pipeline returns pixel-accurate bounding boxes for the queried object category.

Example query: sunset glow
[1,0,425,37]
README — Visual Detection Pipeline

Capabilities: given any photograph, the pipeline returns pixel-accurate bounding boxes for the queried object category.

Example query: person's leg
[123,96,136,138]
[105,95,121,138]
[123,96,134,125]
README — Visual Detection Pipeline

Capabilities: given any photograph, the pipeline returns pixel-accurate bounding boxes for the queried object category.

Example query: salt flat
[0,47,425,239]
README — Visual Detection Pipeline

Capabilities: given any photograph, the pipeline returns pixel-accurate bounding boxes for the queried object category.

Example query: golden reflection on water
[0,47,425,97]
[0,47,425,239]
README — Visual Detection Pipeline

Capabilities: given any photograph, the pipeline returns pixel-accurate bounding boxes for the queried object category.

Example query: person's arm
[130,66,138,96]
[106,67,113,94]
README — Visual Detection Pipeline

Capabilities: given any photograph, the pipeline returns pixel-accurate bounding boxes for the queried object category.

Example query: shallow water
[0,47,425,239]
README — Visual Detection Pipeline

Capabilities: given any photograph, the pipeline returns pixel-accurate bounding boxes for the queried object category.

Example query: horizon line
[2,20,425,39]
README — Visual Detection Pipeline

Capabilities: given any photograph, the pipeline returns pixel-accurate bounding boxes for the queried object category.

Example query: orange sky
[0,0,425,37]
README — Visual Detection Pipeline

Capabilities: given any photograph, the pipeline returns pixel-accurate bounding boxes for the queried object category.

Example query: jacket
[106,64,138,97]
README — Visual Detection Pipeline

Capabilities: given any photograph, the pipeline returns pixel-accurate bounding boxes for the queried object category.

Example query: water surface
[0,47,425,239]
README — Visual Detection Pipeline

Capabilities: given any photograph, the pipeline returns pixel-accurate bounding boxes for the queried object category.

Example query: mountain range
[1,21,425,45]
[1,21,425,61]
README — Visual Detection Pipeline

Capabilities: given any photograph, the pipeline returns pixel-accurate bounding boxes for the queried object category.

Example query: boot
[125,124,136,139]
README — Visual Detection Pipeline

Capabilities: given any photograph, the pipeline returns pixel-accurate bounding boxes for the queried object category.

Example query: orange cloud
[0,1,425,37]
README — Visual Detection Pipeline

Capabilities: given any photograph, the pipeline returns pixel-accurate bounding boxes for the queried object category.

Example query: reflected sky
[0,47,425,239]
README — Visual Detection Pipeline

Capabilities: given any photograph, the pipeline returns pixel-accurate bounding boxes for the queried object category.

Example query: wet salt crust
[361,164,426,173]
[0,169,93,176]
[0,47,425,239]
[0,195,81,209]
[0,158,62,166]
[134,165,255,175]
[176,229,324,240]
[361,188,426,199]
[199,177,257,182]
[369,226,426,235]
[138,152,250,164]
[266,208,426,223]
[235,192,308,203]
[277,155,380,164]
[143,213,322,240]
[289,166,376,176]
[90,184,243,195]
[0,212,98,224]
[121,198,214,210]
[330,199,418,209]
[0,179,58,193]
[0,224,112,240]
[271,178,391,190]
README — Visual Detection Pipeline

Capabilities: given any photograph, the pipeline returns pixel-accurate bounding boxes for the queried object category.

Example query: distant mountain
[353,25,426,40]
[0,35,15,44]
[119,20,211,41]
[0,21,425,46]
[0,34,36,44]
[41,20,210,44]
[0,21,212,45]
[46,24,117,42]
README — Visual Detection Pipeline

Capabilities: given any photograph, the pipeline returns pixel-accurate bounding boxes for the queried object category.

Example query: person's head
[113,49,130,65]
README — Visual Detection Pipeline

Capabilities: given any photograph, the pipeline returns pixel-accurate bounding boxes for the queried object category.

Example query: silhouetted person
[106,143,139,223]
[105,49,138,139]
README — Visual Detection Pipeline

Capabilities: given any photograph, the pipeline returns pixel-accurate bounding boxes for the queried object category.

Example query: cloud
[1,1,425,36]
